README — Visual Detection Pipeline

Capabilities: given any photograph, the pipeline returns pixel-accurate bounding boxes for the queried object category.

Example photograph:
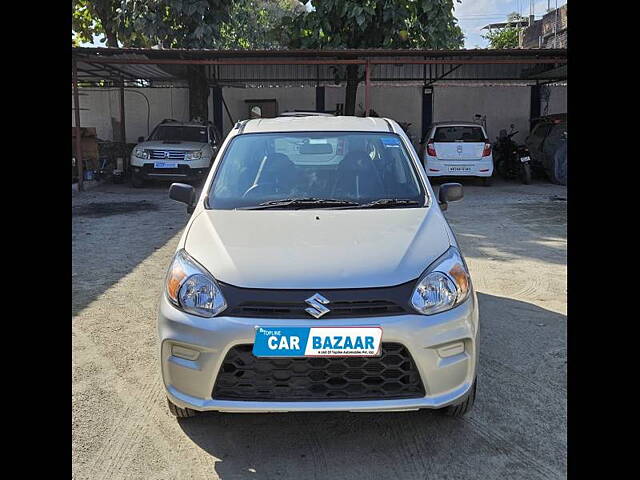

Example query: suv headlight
[134,148,149,159]
[411,247,471,315]
[185,150,203,160]
[165,249,227,317]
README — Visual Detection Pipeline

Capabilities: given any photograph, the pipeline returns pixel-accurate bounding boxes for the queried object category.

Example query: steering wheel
[242,182,277,199]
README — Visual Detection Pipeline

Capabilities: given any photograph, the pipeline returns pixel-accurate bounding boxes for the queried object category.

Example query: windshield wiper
[342,198,422,209]
[239,197,360,210]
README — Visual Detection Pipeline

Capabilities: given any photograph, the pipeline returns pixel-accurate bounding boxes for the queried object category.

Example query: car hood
[183,207,452,289]
[139,140,205,151]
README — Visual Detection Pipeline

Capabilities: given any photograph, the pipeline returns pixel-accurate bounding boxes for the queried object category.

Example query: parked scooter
[397,121,417,148]
[493,125,532,185]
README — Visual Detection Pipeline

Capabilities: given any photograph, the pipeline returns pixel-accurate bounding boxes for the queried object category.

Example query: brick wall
[520,4,567,49]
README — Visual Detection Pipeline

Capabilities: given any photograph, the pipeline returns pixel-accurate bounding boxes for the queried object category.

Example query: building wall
[72,87,190,142]
[74,83,566,147]
[520,4,567,49]
[544,84,567,116]
[220,86,316,133]
[432,85,533,144]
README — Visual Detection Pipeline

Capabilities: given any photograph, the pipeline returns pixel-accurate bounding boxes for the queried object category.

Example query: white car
[421,122,493,186]
[129,120,221,187]
[159,115,479,418]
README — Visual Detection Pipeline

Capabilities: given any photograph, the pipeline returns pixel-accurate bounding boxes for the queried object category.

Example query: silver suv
[130,119,221,187]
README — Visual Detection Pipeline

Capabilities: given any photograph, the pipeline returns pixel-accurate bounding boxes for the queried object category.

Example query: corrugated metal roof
[73,47,566,87]
[76,53,177,82]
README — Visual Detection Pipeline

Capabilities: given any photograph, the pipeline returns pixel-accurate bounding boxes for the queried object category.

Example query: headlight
[134,148,149,159]
[165,249,226,317]
[411,247,471,315]
[185,150,203,160]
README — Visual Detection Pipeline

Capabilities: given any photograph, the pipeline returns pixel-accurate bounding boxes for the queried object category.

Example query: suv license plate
[253,326,383,357]
[449,166,471,172]
[520,156,531,163]
[154,162,178,168]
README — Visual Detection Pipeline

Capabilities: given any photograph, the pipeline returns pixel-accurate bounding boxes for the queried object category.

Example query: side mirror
[438,183,463,211]
[510,123,515,129]
[137,136,145,143]
[169,183,196,213]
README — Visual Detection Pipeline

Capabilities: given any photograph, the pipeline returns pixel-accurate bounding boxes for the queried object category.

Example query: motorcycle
[493,125,532,185]
[397,121,417,150]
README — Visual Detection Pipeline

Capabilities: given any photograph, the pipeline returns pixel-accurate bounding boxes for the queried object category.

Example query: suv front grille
[149,149,189,160]
[212,343,425,401]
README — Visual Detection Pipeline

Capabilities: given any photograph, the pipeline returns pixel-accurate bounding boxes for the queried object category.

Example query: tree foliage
[72,0,298,49]
[482,12,524,49]
[482,27,519,49]
[279,0,464,115]
[72,0,123,47]
[280,0,464,49]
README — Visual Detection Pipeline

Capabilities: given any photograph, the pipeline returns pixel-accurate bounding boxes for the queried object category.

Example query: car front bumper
[158,292,479,412]
[131,164,209,181]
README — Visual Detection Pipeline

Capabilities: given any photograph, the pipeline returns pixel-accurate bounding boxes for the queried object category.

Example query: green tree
[280,0,465,115]
[72,1,297,120]
[72,0,122,47]
[482,12,524,49]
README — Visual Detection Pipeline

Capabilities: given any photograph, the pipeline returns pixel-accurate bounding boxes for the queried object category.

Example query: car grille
[226,300,406,318]
[212,343,425,401]
[148,149,189,160]
[217,282,415,320]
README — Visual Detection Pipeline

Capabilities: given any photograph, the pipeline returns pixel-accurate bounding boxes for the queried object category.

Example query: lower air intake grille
[212,343,425,401]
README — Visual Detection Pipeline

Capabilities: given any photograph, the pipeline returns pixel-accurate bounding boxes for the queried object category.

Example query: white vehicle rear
[422,122,493,184]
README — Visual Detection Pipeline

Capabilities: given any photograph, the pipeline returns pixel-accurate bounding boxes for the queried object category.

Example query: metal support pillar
[364,59,371,116]
[119,79,127,171]
[72,58,84,192]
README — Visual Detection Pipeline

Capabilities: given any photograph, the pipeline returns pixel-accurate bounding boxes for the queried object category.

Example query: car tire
[167,397,197,418]
[549,145,567,186]
[521,163,532,185]
[441,379,477,417]
[131,173,145,188]
[496,159,508,179]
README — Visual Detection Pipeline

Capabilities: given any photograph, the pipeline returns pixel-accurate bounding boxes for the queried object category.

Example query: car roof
[241,115,394,134]
[430,121,485,128]
[278,111,335,117]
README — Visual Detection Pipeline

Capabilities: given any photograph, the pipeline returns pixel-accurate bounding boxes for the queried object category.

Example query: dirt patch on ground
[73,201,159,218]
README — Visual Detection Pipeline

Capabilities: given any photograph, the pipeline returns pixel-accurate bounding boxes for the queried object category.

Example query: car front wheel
[440,379,477,417]
[167,397,197,418]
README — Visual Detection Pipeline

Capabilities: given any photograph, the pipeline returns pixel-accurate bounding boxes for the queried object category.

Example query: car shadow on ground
[176,292,566,480]
[72,182,199,317]
[438,179,566,267]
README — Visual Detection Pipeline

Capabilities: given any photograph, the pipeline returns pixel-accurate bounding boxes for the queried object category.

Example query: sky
[79,0,567,50]
[455,0,566,48]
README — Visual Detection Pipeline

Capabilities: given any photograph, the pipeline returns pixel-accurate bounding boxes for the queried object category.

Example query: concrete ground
[72,176,566,480]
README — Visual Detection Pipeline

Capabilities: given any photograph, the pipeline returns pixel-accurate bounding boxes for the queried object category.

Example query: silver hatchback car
[159,115,478,418]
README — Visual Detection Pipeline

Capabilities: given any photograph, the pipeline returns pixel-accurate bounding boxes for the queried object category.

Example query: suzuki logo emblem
[457,145,463,154]
[305,293,330,318]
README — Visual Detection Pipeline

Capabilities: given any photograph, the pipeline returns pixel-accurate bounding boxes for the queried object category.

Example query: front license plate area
[520,156,531,163]
[253,326,383,357]
[154,162,178,168]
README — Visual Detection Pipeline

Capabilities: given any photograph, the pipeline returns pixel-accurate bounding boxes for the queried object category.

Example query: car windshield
[208,132,426,209]
[434,126,486,143]
[149,125,208,143]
